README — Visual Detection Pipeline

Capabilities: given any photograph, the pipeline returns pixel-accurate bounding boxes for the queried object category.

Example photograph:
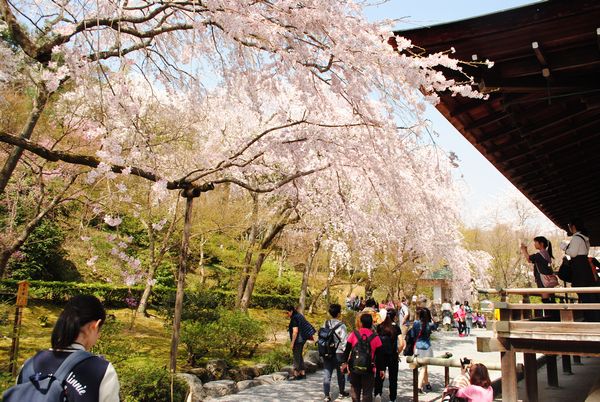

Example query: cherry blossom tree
[0,0,490,372]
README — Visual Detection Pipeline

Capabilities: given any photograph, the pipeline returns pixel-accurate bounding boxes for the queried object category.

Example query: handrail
[478,286,600,295]
[406,356,502,371]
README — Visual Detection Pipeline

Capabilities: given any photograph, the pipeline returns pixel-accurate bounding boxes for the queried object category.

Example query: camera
[460,358,471,367]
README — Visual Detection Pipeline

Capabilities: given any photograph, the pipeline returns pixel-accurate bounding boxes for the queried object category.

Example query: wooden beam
[495,303,600,310]
[524,353,539,402]
[477,336,508,353]
[501,351,518,402]
[532,42,548,67]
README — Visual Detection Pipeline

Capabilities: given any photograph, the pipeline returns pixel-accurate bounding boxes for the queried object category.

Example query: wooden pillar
[445,366,450,387]
[524,353,538,402]
[413,366,419,402]
[501,351,518,402]
[573,355,582,365]
[562,355,572,374]
[546,355,558,387]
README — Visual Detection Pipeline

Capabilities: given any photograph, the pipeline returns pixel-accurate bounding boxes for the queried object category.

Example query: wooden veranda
[398,1,600,400]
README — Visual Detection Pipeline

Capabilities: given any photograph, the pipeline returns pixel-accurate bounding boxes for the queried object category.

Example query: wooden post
[501,351,518,402]
[169,194,196,373]
[9,280,28,377]
[562,355,572,374]
[546,355,558,387]
[524,353,538,402]
[573,355,582,365]
[445,366,450,387]
[413,366,419,402]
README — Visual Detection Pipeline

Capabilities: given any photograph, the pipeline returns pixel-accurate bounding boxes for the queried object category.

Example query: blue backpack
[3,350,93,401]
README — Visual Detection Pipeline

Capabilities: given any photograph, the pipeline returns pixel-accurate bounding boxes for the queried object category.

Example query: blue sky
[363,1,544,225]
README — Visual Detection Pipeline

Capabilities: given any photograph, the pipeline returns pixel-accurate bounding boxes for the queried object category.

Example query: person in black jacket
[374,308,401,402]
[15,295,119,402]
[286,305,315,380]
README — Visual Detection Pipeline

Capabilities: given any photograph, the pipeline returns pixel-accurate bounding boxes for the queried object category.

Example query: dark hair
[365,298,377,308]
[379,309,396,337]
[470,363,492,388]
[568,218,589,236]
[328,303,341,318]
[285,305,296,313]
[51,295,106,349]
[533,236,554,259]
[360,313,373,329]
[419,307,431,325]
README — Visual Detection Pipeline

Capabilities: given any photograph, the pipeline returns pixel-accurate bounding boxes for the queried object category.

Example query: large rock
[239,366,260,379]
[236,379,260,391]
[206,359,229,380]
[203,380,237,398]
[304,360,318,373]
[186,367,214,383]
[280,365,294,374]
[305,350,323,367]
[254,374,276,385]
[271,371,289,381]
[177,373,204,402]
[228,368,252,382]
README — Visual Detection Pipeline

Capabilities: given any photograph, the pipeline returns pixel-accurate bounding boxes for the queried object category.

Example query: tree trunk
[169,195,195,373]
[239,252,266,311]
[298,234,322,314]
[238,202,297,310]
[236,193,258,308]
[138,206,179,315]
[0,86,48,195]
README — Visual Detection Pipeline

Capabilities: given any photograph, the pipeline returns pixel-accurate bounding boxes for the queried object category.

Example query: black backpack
[3,350,93,402]
[349,330,376,375]
[317,320,343,358]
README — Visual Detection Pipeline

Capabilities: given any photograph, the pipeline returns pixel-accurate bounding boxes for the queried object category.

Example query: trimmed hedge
[0,279,296,310]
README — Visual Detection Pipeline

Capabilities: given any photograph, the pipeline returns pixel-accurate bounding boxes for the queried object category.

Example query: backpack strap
[20,357,36,383]
[52,350,94,384]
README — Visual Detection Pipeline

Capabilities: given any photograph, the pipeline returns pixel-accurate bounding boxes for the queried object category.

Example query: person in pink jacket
[456,363,493,402]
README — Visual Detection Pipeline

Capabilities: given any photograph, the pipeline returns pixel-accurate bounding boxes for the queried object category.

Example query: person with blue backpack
[286,305,316,381]
[3,295,119,402]
[318,303,350,401]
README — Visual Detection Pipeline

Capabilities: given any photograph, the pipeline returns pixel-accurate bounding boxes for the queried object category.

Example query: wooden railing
[476,287,600,402]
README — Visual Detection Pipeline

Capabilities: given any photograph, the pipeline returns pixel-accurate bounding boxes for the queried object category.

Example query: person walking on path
[286,305,316,380]
[412,307,437,394]
[321,303,350,401]
[398,297,410,337]
[374,308,401,402]
[464,301,473,336]
[454,303,466,337]
[341,314,384,402]
[3,295,120,402]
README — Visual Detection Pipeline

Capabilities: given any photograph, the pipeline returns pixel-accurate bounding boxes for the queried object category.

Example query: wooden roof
[398,0,600,244]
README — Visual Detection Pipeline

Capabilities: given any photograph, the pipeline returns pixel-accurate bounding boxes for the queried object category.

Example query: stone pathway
[210,328,600,401]
[211,328,499,401]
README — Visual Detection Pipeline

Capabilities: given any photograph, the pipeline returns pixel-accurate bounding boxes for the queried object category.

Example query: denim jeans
[323,353,346,396]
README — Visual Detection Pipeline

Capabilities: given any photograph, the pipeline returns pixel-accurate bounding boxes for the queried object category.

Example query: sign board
[16,281,29,307]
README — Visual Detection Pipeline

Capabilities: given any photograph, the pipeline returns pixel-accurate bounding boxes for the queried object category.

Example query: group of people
[441,300,486,336]
[520,218,600,321]
[287,298,491,402]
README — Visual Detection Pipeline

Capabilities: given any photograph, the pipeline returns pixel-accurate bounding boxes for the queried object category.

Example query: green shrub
[258,344,292,373]
[215,308,266,357]
[118,361,187,402]
[0,280,297,310]
[181,308,266,362]
[180,320,213,365]
[92,315,132,364]
[7,219,79,281]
